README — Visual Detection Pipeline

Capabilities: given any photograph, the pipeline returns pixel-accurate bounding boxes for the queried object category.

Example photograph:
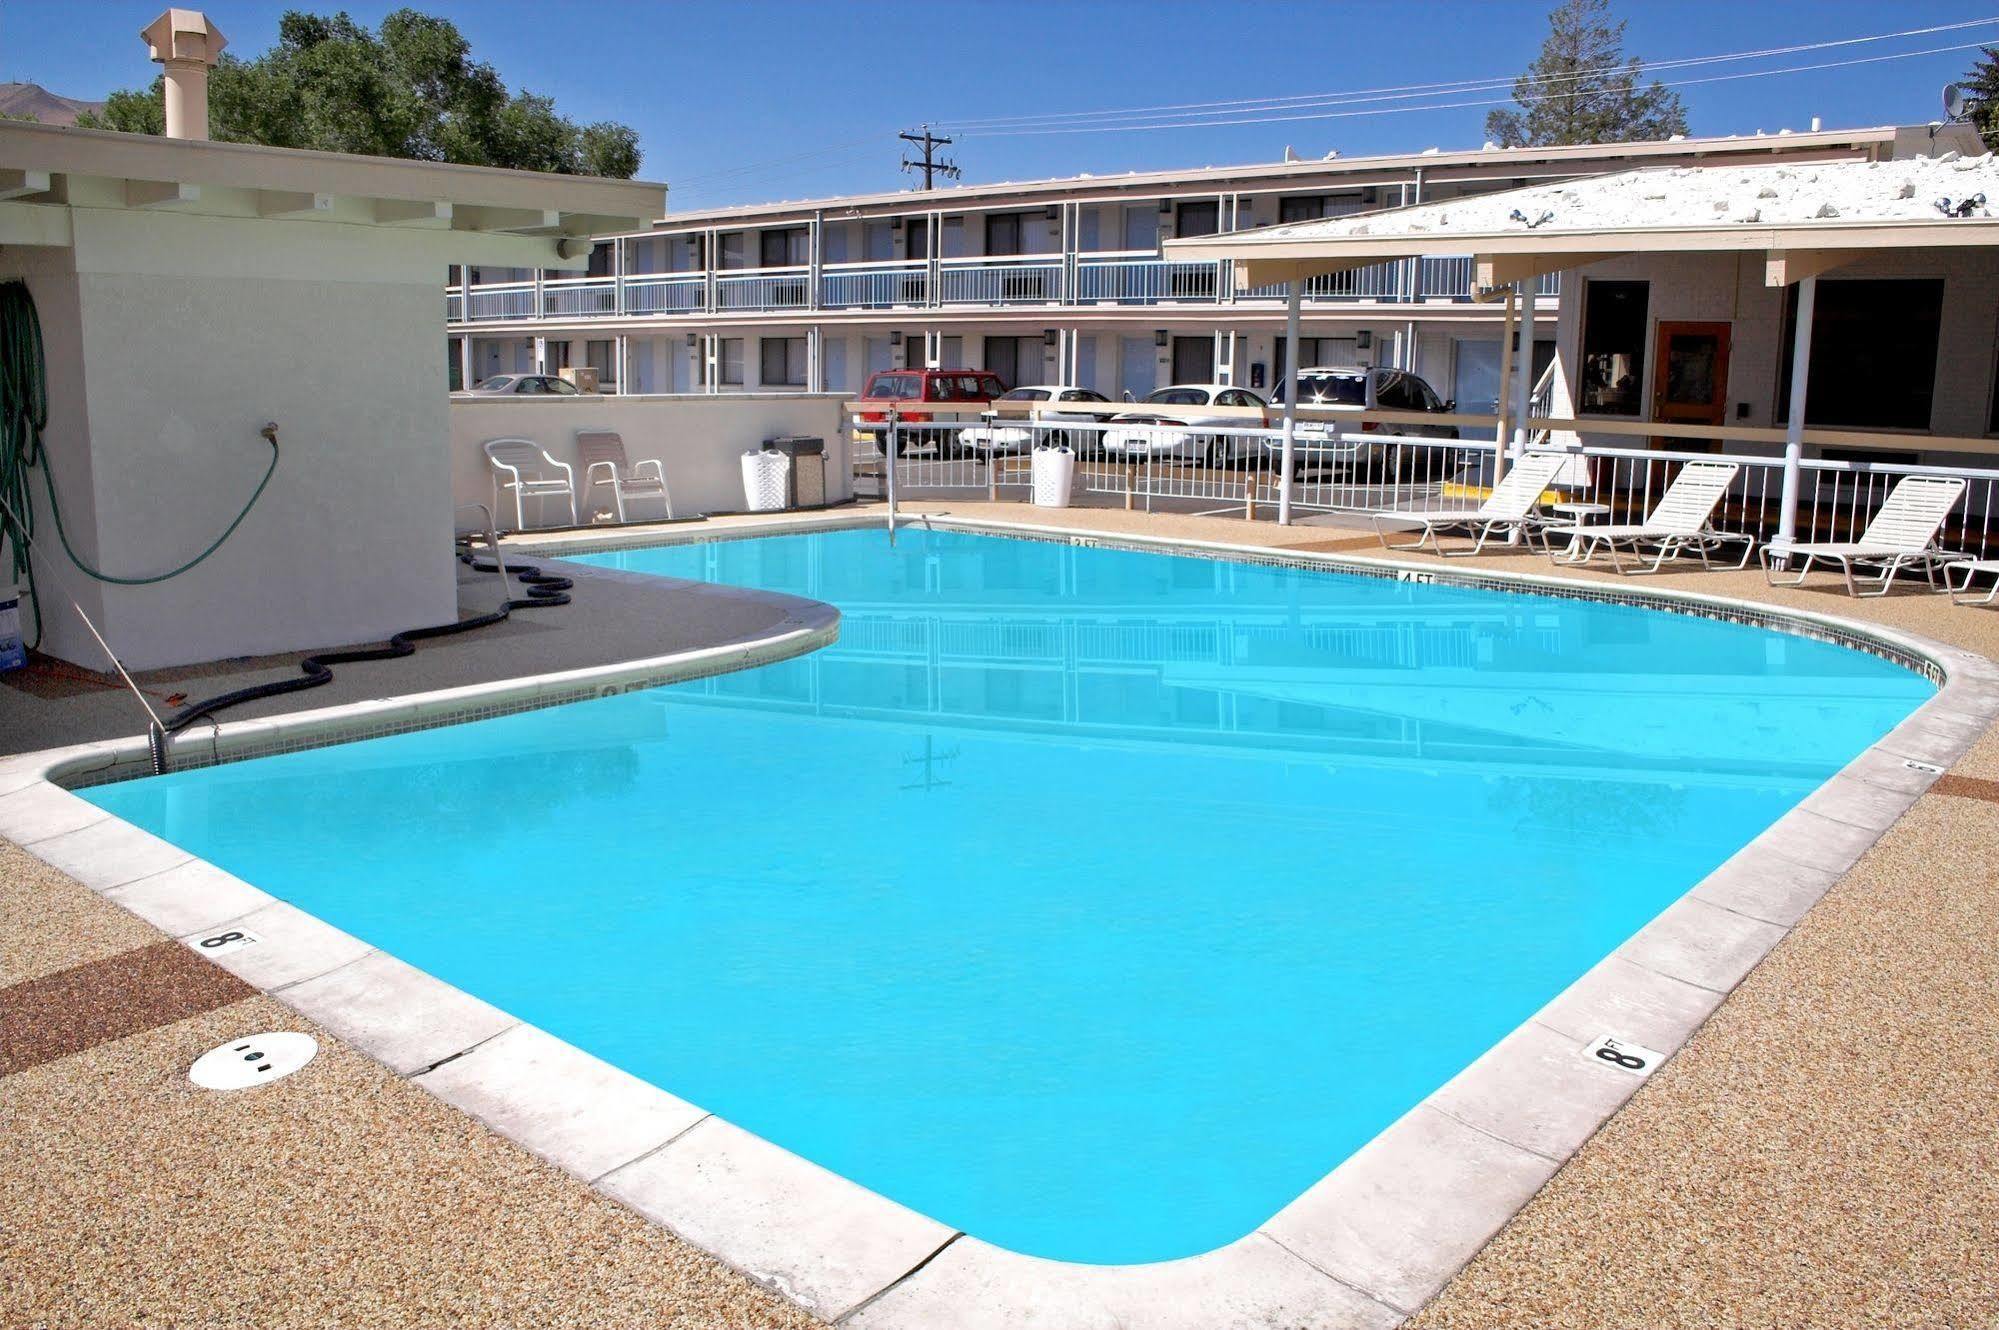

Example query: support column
[614,333,628,394]
[808,326,823,393]
[613,237,627,316]
[1776,275,1817,560]
[457,334,473,393]
[1510,280,1533,460]
[1492,287,1516,483]
[533,335,548,375]
[1278,281,1300,526]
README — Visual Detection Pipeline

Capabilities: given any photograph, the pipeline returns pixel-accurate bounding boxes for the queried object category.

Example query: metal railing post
[1775,275,1817,568]
[1278,280,1300,526]
[886,406,900,538]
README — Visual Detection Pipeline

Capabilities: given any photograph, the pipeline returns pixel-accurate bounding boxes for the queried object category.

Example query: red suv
[852,369,1008,452]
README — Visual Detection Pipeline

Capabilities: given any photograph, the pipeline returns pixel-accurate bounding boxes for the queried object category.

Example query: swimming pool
[82,526,1934,1265]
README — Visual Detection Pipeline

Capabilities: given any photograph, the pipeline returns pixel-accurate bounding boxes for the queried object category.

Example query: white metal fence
[846,405,1999,563]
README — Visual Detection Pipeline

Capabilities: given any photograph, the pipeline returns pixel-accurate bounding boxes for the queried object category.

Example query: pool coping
[9,513,1998,1329]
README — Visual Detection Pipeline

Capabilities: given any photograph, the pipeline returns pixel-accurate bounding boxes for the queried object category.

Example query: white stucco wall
[450,392,851,524]
[12,207,457,670]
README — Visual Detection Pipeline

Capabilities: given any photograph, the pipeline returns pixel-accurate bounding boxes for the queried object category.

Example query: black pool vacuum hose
[146,548,572,772]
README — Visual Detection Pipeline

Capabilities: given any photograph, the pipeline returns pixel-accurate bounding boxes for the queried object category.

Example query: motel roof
[1167,152,1999,290]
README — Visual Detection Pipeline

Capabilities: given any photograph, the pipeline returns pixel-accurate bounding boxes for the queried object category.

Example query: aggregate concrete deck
[8,498,1998,1328]
[0,843,818,1330]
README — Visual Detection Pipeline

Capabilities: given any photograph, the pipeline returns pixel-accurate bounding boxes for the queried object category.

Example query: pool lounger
[1370,452,1568,557]
[1548,460,1756,575]
[1760,474,1968,598]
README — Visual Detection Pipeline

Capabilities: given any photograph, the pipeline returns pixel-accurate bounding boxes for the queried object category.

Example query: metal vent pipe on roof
[141,8,227,141]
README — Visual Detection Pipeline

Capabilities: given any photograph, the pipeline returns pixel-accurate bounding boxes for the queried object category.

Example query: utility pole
[899,125,960,190]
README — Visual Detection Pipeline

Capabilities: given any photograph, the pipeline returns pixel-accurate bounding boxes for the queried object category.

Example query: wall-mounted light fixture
[1044,329,1060,347]
[1158,199,1173,214]
[890,330,903,344]
[1355,330,1373,350]
[1154,330,1169,348]
[1045,205,1060,221]
[686,333,699,347]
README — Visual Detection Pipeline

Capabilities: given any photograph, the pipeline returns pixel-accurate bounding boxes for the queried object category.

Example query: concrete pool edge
[8,515,1997,1328]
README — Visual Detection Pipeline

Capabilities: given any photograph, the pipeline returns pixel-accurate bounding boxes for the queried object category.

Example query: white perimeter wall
[9,207,457,670]
[449,392,851,524]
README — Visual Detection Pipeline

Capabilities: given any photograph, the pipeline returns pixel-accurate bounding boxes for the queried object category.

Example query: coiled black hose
[147,546,572,772]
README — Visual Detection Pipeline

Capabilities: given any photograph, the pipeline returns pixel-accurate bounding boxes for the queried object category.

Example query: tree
[1485,0,1688,149]
[1959,47,1999,152]
[75,8,640,178]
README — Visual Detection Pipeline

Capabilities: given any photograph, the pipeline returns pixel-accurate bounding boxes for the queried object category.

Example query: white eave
[0,119,665,267]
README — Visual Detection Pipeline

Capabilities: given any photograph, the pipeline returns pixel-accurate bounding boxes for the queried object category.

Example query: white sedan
[955,386,1111,455]
[1101,384,1269,463]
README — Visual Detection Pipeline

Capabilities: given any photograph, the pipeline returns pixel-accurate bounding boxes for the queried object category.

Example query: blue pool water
[86,528,1932,1264]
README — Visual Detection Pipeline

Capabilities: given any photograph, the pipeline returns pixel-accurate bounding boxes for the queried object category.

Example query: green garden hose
[0,280,279,649]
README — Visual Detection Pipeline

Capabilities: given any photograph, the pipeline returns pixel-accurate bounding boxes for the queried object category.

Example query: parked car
[956,386,1111,455]
[1101,384,1269,464]
[1271,366,1458,473]
[851,369,1010,456]
[470,373,582,395]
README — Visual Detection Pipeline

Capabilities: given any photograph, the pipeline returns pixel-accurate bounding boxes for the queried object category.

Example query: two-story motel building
[446,124,1964,414]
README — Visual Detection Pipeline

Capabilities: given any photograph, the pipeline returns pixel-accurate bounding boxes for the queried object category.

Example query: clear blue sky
[5,1,1996,210]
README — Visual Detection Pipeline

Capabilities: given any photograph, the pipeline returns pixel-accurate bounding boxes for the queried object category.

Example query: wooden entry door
[1651,321,1731,449]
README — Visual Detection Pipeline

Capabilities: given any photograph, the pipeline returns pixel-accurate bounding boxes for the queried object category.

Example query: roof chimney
[141,9,227,140]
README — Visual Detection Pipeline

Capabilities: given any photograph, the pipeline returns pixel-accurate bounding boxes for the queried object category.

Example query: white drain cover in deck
[190,1032,317,1090]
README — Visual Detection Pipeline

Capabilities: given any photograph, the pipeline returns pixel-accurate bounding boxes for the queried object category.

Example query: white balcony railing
[821,259,929,310]
[716,265,812,311]
[938,254,1064,305]
[625,272,706,315]
[447,252,1562,321]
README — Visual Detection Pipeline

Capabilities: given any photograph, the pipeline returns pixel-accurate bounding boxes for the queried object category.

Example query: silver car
[956,386,1111,455]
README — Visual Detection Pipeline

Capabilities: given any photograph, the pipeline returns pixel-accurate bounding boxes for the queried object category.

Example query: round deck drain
[190,1032,317,1090]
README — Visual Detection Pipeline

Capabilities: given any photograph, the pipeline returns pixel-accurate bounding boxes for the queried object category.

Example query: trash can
[741,448,790,512]
[767,435,827,510]
[1031,443,1076,508]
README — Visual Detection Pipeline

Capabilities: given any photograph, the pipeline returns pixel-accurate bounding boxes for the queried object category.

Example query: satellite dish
[1944,82,1971,122]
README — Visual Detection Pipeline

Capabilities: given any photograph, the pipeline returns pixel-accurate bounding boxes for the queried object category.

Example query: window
[1175,201,1219,238]
[1279,196,1326,224]
[1000,388,1050,402]
[586,339,614,386]
[985,213,1022,256]
[1778,278,1943,431]
[984,336,1020,389]
[1578,280,1649,415]
[760,336,807,387]
[718,232,747,270]
[719,337,744,386]
[586,243,614,277]
[760,227,806,268]
[1061,389,1107,403]
[1374,372,1422,410]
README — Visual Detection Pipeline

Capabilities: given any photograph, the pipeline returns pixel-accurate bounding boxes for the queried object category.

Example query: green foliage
[1960,47,1999,152]
[1485,0,1688,149]
[72,7,639,178]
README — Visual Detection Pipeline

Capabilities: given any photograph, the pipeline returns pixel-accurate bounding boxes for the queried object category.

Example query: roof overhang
[1170,217,1999,291]
[0,119,665,268]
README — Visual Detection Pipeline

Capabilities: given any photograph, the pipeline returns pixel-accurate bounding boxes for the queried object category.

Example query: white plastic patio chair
[1548,460,1754,574]
[1370,451,1567,557]
[483,437,575,530]
[576,429,673,523]
[1760,474,1966,597]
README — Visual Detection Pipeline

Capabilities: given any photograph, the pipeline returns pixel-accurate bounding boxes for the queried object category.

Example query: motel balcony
[444,253,1560,325]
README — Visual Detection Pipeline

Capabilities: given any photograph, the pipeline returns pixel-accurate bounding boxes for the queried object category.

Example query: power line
[899,125,960,189]
[951,40,1997,139]
[937,17,1999,135]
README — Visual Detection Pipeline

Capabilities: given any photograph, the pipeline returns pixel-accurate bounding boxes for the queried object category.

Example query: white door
[1120,336,1155,400]
[823,337,849,393]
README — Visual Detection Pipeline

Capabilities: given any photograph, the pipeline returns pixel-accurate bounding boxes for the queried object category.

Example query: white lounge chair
[1760,474,1966,597]
[1549,460,1754,574]
[483,437,575,530]
[577,429,673,523]
[1946,558,1999,606]
[1370,451,1567,557]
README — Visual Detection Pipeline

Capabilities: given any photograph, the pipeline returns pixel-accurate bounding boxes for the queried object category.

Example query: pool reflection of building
[658,586,1871,786]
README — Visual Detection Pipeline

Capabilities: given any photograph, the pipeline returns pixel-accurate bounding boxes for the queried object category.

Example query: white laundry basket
[740,448,790,512]
[1031,445,1077,508]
